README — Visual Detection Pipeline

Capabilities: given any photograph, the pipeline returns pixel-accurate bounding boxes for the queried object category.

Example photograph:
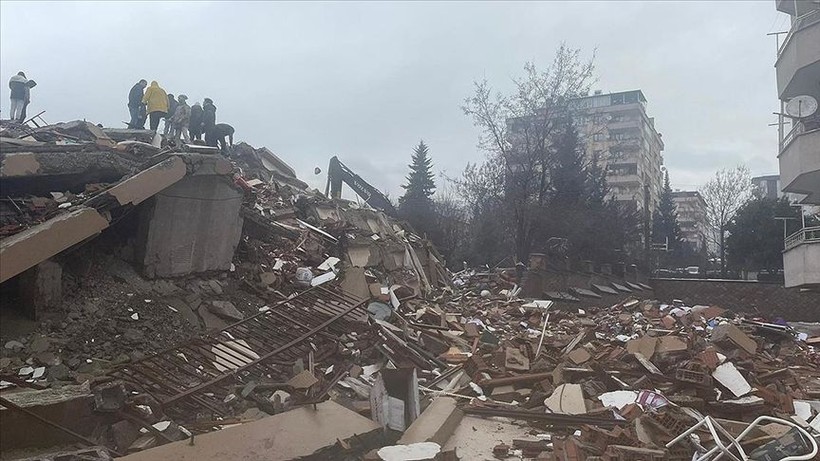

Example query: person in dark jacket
[127,79,147,129]
[212,123,234,156]
[18,79,37,123]
[163,94,178,137]
[189,102,204,141]
[8,71,28,121]
[202,98,217,146]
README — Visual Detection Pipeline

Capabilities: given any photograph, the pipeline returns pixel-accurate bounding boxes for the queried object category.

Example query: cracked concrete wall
[137,174,243,278]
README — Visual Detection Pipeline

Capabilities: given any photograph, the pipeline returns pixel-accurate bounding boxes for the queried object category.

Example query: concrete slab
[571,287,602,299]
[398,397,463,446]
[544,291,580,302]
[341,266,370,299]
[611,282,633,293]
[543,383,587,414]
[442,415,529,460]
[592,284,619,295]
[107,156,186,206]
[0,207,109,283]
[0,152,43,176]
[116,401,381,461]
[626,282,643,291]
[1,382,98,451]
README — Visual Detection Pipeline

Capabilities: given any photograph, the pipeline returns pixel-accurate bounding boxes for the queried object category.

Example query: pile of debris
[2,120,819,461]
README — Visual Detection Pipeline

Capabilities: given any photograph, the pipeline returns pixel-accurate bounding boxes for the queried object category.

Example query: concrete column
[18,260,62,319]
[136,175,243,278]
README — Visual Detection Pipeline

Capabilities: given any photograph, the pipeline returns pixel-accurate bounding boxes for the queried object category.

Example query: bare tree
[430,182,469,268]
[701,165,752,276]
[461,44,596,262]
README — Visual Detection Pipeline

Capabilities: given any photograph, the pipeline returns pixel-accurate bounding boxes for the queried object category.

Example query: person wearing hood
[141,81,169,131]
[189,102,204,141]
[202,98,217,147]
[8,71,28,122]
[163,93,178,137]
[170,94,191,145]
[127,79,147,129]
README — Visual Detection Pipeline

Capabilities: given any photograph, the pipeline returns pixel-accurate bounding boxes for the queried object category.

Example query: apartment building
[670,191,708,253]
[751,174,802,202]
[572,90,665,214]
[774,0,820,288]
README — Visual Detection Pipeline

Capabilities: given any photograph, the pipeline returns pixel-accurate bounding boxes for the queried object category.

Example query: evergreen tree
[538,117,638,263]
[652,171,682,250]
[550,118,586,207]
[585,150,609,209]
[727,196,798,273]
[399,141,437,238]
[399,141,436,204]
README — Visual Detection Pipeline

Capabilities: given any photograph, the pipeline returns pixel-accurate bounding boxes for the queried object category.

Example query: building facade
[572,90,665,214]
[774,0,820,288]
[751,174,803,202]
[670,191,708,253]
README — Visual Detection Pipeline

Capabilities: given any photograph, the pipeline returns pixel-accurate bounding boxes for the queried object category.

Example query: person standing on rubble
[189,102,204,142]
[203,98,217,146]
[163,93,178,137]
[212,123,234,156]
[18,79,37,123]
[170,94,191,145]
[8,71,28,122]
[141,81,169,131]
[127,79,147,129]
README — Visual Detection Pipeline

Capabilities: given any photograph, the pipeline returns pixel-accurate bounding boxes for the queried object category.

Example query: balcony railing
[781,115,820,153]
[777,7,820,58]
[784,226,820,251]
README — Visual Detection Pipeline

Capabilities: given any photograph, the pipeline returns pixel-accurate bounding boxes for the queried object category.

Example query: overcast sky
[0,1,787,197]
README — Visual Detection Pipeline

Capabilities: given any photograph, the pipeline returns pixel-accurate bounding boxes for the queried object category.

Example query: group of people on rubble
[6,71,37,123]
[127,79,234,155]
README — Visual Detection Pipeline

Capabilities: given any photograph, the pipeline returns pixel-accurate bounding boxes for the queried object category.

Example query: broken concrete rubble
[3,118,820,461]
[116,401,381,461]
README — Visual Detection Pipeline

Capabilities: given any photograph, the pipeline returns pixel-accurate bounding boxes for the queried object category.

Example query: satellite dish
[785,95,818,118]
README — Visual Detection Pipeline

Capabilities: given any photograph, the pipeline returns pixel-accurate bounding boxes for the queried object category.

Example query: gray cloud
[1,1,783,197]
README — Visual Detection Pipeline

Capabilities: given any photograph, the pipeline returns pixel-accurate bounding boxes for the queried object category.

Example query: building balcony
[783,226,820,288]
[775,8,820,100]
[606,119,641,131]
[777,0,818,17]
[606,173,641,185]
[779,119,820,204]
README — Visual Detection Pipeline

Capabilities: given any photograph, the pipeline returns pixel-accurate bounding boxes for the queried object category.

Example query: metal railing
[778,7,820,58]
[781,115,820,153]
[785,226,820,251]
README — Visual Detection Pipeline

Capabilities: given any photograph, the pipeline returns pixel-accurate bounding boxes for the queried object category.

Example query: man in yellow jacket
[142,81,169,131]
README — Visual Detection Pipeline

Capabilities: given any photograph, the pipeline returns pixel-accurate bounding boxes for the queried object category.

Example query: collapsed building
[1,119,820,461]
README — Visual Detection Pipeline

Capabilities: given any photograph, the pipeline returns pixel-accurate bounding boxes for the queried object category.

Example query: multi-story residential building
[670,191,708,253]
[504,89,665,255]
[751,174,803,202]
[572,90,665,215]
[774,0,820,288]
